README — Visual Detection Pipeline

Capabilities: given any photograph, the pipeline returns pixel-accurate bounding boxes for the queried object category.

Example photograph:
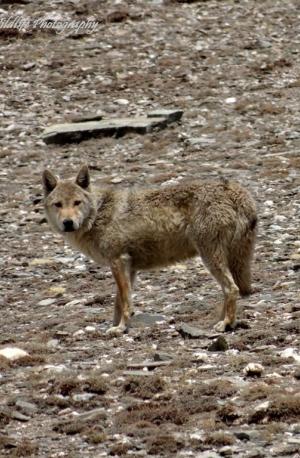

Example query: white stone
[0,347,29,361]
[265,372,282,379]
[274,215,287,222]
[270,224,282,230]
[43,364,67,373]
[85,326,96,332]
[65,299,83,307]
[195,41,206,51]
[73,329,85,337]
[38,298,57,306]
[226,349,240,356]
[110,177,123,184]
[46,339,60,349]
[72,393,94,402]
[192,351,208,362]
[225,97,237,104]
[115,98,129,105]
[280,348,300,363]
[243,363,264,376]
[256,400,269,411]
[190,432,204,440]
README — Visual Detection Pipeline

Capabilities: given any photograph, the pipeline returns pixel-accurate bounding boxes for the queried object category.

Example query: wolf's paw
[214,320,236,333]
[106,324,127,336]
[214,321,227,333]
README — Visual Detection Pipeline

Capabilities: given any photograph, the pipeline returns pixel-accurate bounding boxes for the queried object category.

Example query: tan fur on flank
[43,166,257,335]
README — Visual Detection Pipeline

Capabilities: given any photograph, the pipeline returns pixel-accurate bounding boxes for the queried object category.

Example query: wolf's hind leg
[228,226,256,297]
[200,247,239,332]
[229,256,252,297]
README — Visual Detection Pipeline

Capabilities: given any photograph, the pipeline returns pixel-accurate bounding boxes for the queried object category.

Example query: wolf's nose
[63,219,74,231]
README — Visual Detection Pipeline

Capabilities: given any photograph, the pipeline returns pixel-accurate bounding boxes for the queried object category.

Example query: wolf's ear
[76,165,90,189]
[42,170,58,195]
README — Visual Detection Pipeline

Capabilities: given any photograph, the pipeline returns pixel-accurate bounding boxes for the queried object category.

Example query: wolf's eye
[74,200,82,206]
[54,202,62,208]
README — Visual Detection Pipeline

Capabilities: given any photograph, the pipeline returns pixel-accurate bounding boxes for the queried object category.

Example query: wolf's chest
[65,233,107,266]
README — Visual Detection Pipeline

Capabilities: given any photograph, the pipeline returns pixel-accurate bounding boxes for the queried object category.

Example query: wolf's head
[42,165,96,234]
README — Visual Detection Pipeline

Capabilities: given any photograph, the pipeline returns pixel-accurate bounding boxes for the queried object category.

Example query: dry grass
[265,395,300,421]
[109,443,131,456]
[120,381,224,426]
[0,356,12,370]
[115,401,188,429]
[251,58,292,74]
[126,420,159,439]
[241,383,274,402]
[216,403,239,425]
[83,373,109,394]
[187,380,237,399]
[234,98,252,114]
[122,375,166,399]
[49,376,81,396]
[54,414,106,436]
[146,434,184,455]
[85,431,107,445]
[48,371,108,396]
[40,395,70,410]
[54,420,87,435]
[177,383,220,415]
[0,29,34,40]
[256,102,285,115]
[0,408,11,428]
[0,436,39,457]
[231,128,252,143]
[227,354,250,371]
[11,441,38,457]
[181,396,218,416]
[203,431,235,446]
[262,134,285,146]
[249,394,300,424]
[11,354,46,367]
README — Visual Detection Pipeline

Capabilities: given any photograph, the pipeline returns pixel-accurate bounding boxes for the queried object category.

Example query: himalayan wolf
[42,166,257,335]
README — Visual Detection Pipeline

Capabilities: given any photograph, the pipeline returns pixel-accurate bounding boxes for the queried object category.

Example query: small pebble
[225,97,236,104]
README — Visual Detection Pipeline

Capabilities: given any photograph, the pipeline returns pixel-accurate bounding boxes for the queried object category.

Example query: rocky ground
[0,0,300,457]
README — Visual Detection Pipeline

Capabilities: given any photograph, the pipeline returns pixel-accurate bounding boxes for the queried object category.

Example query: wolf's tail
[228,210,257,296]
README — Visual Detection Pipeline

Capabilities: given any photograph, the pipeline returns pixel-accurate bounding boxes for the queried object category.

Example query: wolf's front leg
[106,254,134,335]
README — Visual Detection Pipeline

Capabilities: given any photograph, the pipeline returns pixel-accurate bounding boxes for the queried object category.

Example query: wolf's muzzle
[63,219,75,232]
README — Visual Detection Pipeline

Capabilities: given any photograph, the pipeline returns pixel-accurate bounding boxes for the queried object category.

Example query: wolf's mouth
[63,227,76,233]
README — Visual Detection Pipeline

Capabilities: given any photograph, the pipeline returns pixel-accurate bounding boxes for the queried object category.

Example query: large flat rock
[42,109,183,145]
[147,108,183,122]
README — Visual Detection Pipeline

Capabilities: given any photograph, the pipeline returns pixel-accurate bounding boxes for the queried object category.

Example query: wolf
[42,165,257,335]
